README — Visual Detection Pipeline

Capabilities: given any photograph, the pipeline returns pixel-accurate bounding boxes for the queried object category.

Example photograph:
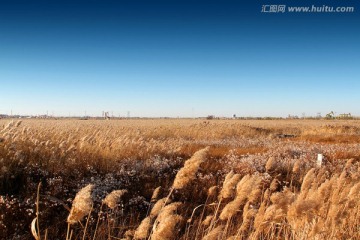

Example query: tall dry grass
[0,119,360,239]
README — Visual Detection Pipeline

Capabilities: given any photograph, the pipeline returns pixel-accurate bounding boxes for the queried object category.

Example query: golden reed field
[1,118,360,239]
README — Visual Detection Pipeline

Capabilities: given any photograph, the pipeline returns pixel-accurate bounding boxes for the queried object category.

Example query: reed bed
[0,119,360,239]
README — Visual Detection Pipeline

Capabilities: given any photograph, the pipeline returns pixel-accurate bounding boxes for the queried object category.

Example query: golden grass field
[1,118,360,239]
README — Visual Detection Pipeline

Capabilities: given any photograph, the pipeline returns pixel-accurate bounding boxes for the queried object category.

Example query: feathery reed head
[219,171,241,200]
[103,189,127,209]
[151,186,162,203]
[134,216,152,239]
[202,225,224,240]
[67,184,94,224]
[151,214,184,240]
[265,157,277,172]
[207,186,218,198]
[202,215,213,227]
[172,147,209,190]
[150,197,171,218]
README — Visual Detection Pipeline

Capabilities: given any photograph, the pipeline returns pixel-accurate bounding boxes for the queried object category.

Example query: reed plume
[103,189,127,209]
[220,174,261,221]
[172,147,209,190]
[202,225,224,240]
[151,202,183,240]
[202,215,213,227]
[151,186,162,203]
[218,171,241,200]
[265,157,277,172]
[67,184,94,224]
[150,197,169,218]
[151,214,183,240]
[134,216,152,239]
[208,186,218,198]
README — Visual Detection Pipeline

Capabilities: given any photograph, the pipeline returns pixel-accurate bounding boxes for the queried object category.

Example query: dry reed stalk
[252,190,270,236]
[31,218,40,240]
[36,182,41,240]
[260,205,285,233]
[185,203,209,239]
[67,184,94,224]
[82,204,93,240]
[253,188,295,237]
[238,202,257,234]
[92,203,104,240]
[206,199,222,234]
[193,186,218,238]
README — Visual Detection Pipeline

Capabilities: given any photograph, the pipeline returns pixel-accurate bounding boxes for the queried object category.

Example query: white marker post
[317,154,323,167]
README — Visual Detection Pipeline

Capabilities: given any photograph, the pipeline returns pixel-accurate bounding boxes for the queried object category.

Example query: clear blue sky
[1,0,359,117]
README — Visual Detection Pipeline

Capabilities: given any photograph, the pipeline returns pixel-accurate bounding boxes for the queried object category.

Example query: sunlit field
[1,118,360,239]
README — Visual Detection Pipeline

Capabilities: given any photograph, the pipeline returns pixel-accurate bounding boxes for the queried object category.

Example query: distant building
[337,113,352,119]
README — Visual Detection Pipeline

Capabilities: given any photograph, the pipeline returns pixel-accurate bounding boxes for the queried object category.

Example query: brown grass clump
[103,189,127,209]
[172,147,209,190]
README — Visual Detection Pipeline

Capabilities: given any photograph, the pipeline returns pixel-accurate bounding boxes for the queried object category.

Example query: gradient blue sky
[0,0,359,117]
